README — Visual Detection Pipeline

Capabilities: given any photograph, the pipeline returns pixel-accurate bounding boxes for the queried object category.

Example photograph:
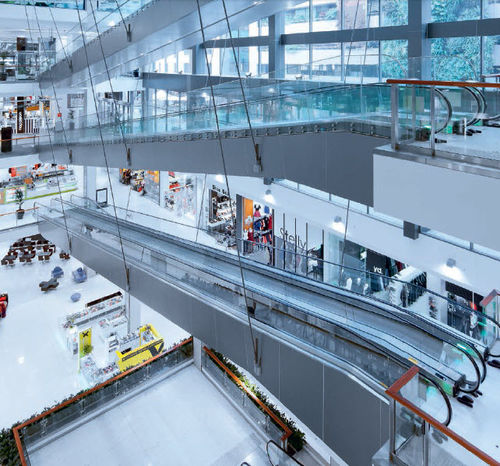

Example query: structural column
[407,0,432,79]
[83,166,97,201]
[268,13,285,78]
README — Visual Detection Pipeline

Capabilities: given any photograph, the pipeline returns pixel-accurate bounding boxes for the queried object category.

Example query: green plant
[82,344,93,356]
[0,337,193,465]
[210,349,306,452]
[14,189,23,211]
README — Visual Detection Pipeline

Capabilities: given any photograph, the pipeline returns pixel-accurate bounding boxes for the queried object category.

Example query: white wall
[215,175,500,297]
[373,155,500,252]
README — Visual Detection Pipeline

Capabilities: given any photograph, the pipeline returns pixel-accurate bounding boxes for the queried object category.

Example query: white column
[193,337,203,370]
[127,293,142,332]
[83,166,97,201]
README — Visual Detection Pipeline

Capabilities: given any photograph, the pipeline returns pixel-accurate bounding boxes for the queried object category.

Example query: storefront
[0,163,77,204]
[241,197,274,264]
[163,172,196,218]
[119,169,160,204]
[205,184,236,247]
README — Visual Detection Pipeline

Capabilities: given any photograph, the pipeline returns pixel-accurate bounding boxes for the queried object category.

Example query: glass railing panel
[390,80,500,162]
[387,366,495,466]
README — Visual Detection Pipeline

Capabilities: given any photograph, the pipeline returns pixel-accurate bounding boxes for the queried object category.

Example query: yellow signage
[79,328,92,358]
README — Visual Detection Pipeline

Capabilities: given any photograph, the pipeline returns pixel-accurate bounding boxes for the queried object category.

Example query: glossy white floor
[0,226,188,430]
[28,365,270,466]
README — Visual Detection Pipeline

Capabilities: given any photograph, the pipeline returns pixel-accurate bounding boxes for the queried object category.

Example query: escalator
[36,198,485,407]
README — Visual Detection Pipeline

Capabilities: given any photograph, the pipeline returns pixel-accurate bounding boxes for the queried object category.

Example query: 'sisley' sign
[279,227,306,249]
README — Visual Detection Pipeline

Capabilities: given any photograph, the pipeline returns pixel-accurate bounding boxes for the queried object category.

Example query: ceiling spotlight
[265,188,272,196]
[334,216,342,223]
[446,258,456,268]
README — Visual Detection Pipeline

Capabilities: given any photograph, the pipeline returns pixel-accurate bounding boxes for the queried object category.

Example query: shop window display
[207,185,236,248]
[242,197,274,265]
[0,163,77,205]
[164,172,196,218]
[120,169,160,204]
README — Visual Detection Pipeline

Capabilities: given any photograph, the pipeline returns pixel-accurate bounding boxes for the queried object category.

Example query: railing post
[391,83,400,150]
[389,399,396,461]
[423,421,430,466]
[430,85,436,156]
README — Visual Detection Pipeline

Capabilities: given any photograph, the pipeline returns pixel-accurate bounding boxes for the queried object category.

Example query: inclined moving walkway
[35,197,489,406]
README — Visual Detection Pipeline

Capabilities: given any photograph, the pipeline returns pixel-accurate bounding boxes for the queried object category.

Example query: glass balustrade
[35,198,482,399]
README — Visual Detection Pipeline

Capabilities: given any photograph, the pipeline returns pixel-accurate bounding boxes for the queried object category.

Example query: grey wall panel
[279,345,324,438]
[254,330,281,396]
[41,131,382,206]
[323,365,389,466]
[48,229,389,464]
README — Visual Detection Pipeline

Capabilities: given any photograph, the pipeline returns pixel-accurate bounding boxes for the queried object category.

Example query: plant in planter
[15,189,24,220]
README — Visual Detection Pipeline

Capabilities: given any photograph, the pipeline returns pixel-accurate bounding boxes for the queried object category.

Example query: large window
[311,43,341,80]
[380,0,408,26]
[381,40,408,78]
[431,37,480,80]
[483,0,500,18]
[344,41,379,82]
[343,0,379,29]
[285,44,310,78]
[431,0,480,22]
[312,0,340,32]
[285,1,310,33]
[205,46,268,77]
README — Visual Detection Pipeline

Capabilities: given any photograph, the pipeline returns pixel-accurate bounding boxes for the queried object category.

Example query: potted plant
[15,188,24,220]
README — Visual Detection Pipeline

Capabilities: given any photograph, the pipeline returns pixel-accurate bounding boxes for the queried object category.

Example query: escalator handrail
[68,194,498,360]
[37,202,455,422]
[63,196,487,386]
[266,440,304,466]
[47,200,481,395]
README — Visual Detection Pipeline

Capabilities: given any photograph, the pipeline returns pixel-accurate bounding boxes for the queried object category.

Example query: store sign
[279,227,306,249]
[211,184,228,196]
[78,328,92,358]
[16,96,25,134]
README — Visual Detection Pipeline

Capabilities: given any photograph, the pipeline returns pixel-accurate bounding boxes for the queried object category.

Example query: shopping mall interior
[0,1,499,465]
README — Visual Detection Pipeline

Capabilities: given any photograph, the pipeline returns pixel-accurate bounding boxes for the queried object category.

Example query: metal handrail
[266,440,304,466]
[386,366,500,466]
[38,200,473,404]
[68,193,500,358]
[12,337,193,466]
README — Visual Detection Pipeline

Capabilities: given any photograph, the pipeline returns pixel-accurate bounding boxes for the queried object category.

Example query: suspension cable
[220,0,260,169]
[26,1,72,250]
[46,0,71,69]
[87,0,128,151]
[75,4,130,286]
[195,0,258,363]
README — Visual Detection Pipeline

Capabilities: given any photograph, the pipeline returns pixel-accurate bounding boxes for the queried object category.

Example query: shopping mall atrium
[1,0,500,465]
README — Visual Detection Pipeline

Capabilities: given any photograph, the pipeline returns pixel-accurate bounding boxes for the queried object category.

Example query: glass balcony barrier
[39,0,160,69]
[266,440,304,466]
[0,0,83,9]
[0,50,54,81]
[389,77,500,165]
[14,338,193,465]
[202,348,289,450]
[64,194,500,364]
[387,366,498,466]
[61,194,490,391]
[36,198,480,401]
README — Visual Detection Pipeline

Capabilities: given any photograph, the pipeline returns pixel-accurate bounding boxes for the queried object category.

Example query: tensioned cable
[220,0,260,167]
[87,0,128,152]
[46,0,71,69]
[343,0,361,84]
[75,4,130,285]
[25,1,72,249]
[195,0,258,363]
